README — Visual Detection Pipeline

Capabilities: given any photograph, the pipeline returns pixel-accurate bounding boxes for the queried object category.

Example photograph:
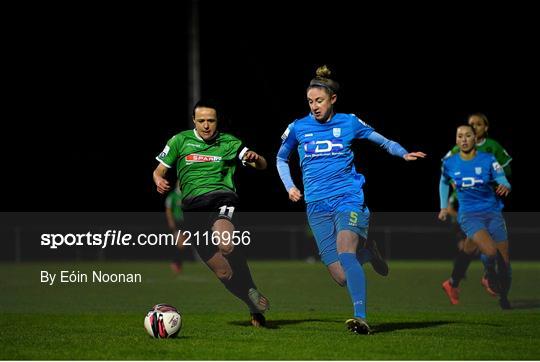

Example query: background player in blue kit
[276,65,426,334]
[442,113,513,301]
[439,124,512,309]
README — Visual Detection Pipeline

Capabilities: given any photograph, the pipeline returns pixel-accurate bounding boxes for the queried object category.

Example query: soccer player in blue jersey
[442,113,513,302]
[276,65,426,334]
[439,124,512,309]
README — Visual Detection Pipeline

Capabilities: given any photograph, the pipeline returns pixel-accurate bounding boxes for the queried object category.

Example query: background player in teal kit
[439,124,512,309]
[442,113,513,302]
[277,66,426,334]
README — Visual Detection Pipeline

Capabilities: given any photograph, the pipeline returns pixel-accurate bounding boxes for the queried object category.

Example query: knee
[214,267,233,282]
[483,246,497,258]
[336,232,358,254]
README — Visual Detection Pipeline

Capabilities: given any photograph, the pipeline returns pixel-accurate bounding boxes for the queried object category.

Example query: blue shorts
[458,211,508,243]
[306,193,370,266]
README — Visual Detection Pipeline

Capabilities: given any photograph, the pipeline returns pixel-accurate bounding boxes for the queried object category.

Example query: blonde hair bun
[316,65,332,78]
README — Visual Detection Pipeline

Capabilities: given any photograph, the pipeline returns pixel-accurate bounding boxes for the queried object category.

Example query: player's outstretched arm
[153,163,171,194]
[366,131,426,161]
[243,150,267,170]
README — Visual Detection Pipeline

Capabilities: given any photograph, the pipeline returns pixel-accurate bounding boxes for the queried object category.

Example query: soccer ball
[144,303,182,338]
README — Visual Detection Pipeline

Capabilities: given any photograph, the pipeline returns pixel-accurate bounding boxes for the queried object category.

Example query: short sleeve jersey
[156,130,247,200]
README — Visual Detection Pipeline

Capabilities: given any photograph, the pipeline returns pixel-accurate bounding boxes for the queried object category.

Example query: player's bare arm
[153,163,171,194]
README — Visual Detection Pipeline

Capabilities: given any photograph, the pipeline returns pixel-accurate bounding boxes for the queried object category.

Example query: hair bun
[316,65,332,78]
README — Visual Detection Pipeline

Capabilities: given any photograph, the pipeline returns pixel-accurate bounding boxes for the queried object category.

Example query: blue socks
[338,252,366,319]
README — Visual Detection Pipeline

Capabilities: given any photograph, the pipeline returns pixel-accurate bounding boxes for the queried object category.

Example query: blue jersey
[441,151,506,213]
[278,113,374,203]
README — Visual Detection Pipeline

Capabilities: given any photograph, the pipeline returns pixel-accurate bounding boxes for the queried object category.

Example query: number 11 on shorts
[218,205,235,219]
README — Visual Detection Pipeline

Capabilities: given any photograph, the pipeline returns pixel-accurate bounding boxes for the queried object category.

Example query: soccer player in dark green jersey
[441,113,513,309]
[153,100,270,326]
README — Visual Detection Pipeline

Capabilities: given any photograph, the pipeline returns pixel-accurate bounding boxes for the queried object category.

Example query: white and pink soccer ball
[144,303,182,338]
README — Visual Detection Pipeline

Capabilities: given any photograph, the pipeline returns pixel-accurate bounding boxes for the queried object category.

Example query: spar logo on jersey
[185,154,222,164]
[304,139,344,154]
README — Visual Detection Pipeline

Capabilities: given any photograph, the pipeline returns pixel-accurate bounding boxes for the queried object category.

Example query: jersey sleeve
[488,154,506,179]
[491,139,513,168]
[231,136,249,165]
[351,114,375,139]
[439,160,452,209]
[156,135,182,168]
[277,122,298,161]
[441,159,451,183]
[276,122,299,192]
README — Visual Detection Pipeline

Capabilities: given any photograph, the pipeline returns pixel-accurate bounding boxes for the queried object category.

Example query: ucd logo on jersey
[304,139,344,154]
[333,128,341,137]
[461,177,484,188]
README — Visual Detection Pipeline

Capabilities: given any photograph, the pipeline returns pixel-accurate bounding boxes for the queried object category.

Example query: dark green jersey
[165,189,184,222]
[156,130,247,200]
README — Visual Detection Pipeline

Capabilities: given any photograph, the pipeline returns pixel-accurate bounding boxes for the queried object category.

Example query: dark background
[3,2,538,212]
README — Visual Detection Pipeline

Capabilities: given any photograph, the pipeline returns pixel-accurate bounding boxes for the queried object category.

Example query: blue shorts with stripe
[306,193,370,266]
[458,211,508,243]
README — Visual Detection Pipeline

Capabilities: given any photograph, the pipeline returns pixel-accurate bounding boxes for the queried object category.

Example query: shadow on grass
[372,320,453,333]
[509,299,540,310]
[228,318,331,330]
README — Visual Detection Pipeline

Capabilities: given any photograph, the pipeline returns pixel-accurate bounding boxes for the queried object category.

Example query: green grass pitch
[1,260,539,360]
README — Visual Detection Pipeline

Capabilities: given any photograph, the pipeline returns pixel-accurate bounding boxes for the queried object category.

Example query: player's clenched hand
[438,208,448,221]
[155,177,170,194]
[243,150,260,162]
[495,184,511,197]
[288,187,303,202]
[403,152,427,161]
